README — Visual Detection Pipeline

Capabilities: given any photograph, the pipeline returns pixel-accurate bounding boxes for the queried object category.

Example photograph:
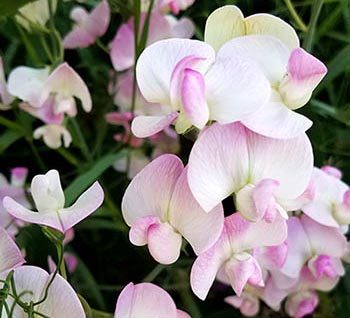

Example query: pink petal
[20,97,64,125]
[41,63,92,112]
[131,112,179,138]
[166,16,195,38]
[301,214,347,258]
[279,48,327,109]
[181,68,209,129]
[58,181,104,233]
[254,242,288,270]
[84,0,110,37]
[224,255,264,296]
[136,38,215,105]
[241,99,313,139]
[10,167,28,187]
[190,234,229,300]
[321,165,342,179]
[246,129,313,202]
[147,222,182,264]
[168,167,224,255]
[3,196,63,232]
[129,215,160,246]
[225,213,287,252]
[0,226,25,272]
[188,122,249,212]
[121,154,184,225]
[280,217,312,278]
[110,24,135,71]
[285,291,318,318]
[115,282,179,318]
[63,28,96,49]
[252,178,280,222]
[225,294,260,317]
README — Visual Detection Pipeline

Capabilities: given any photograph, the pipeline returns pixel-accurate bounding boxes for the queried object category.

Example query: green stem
[96,38,109,54]
[56,148,80,167]
[303,0,324,52]
[27,139,47,171]
[143,264,166,282]
[15,23,41,66]
[33,242,65,306]
[176,270,201,318]
[283,0,308,31]
[0,115,22,131]
[70,118,92,162]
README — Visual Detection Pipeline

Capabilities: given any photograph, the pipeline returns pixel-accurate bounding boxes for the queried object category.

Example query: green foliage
[0,0,36,18]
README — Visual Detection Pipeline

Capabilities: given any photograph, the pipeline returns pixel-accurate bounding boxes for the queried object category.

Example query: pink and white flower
[121,154,224,264]
[3,170,104,233]
[63,0,111,49]
[302,167,350,227]
[187,122,313,221]
[225,291,260,317]
[0,167,29,237]
[115,282,190,318]
[0,266,85,318]
[218,36,327,138]
[132,39,270,137]
[190,213,287,299]
[8,63,92,121]
[156,0,195,15]
[277,216,346,281]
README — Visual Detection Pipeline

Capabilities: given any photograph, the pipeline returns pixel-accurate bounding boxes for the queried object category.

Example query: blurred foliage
[0,0,350,317]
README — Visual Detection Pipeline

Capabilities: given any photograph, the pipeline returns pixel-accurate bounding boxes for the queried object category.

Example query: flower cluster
[0,1,349,318]
[119,4,350,318]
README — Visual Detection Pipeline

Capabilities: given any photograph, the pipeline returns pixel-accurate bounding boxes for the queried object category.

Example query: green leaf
[64,150,127,206]
[316,44,350,92]
[0,129,22,153]
[0,0,36,18]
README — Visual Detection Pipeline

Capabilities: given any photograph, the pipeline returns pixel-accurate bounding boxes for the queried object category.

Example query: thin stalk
[70,118,92,162]
[143,264,166,282]
[303,0,324,52]
[27,139,47,171]
[56,148,80,167]
[284,0,308,31]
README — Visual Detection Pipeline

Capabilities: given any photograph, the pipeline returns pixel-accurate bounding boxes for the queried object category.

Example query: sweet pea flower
[218,36,327,138]
[156,0,195,15]
[225,291,260,317]
[16,0,58,31]
[132,39,270,137]
[2,169,104,233]
[121,154,224,264]
[285,290,318,318]
[187,122,313,222]
[63,0,111,49]
[190,213,287,299]
[0,56,14,110]
[115,282,190,318]
[0,266,85,318]
[8,63,92,121]
[0,167,29,237]
[33,124,73,149]
[277,216,346,281]
[110,12,194,72]
[302,167,350,227]
[0,226,25,273]
[204,5,299,52]
[110,69,168,117]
